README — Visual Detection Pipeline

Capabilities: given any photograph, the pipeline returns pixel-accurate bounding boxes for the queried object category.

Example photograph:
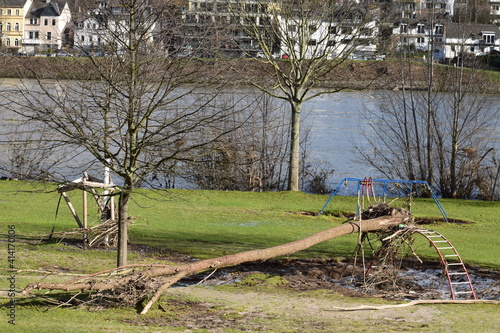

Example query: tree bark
[288,102,301,191]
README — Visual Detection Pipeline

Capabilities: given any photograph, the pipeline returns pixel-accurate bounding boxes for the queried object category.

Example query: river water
[1,78,499,190]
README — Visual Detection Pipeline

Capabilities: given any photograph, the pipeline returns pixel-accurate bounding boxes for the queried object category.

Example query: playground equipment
[318,177,448,222]
[320,177,476,300]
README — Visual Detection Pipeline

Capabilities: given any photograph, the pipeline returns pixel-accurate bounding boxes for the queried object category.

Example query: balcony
[22,39,42,45]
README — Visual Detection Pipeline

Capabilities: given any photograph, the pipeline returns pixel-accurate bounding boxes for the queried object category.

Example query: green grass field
[0,181,499,332]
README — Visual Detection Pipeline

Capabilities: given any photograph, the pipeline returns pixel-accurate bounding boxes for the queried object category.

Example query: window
[81,35,85,42]
[400,23,407,33]
[417,25,425,34]
[308,39,317,46]
[15,9,19,15]
[360,28,372,36]
[52,19,56,26]
[329,26,337,35]
[417,37,425,43]
[483,34,495,44]
[341,27,352,34]
[7,9,11,15]
[434,25,443,35]
[327,40,336,47]
[44,19,48,26]
[6,38,10,46]
[0,23,2,32]
[14,23,19,31]
[47,31,52,40]
[28,31,40,39]
[288,24,297,33]
[14,38,19,46]
[30,18,38,25]
[0,9,2,15]
[6,23,11,31]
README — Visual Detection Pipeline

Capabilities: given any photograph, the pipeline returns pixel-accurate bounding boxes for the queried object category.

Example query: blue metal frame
[318,177,448,222]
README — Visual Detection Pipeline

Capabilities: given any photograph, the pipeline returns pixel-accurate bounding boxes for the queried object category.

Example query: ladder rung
[451,282,470,285]
[447,263,463,266]
[427,235,442,238]
[433,241,448,243]
[448,272,466,275]
[437,247,454,250]
[444,254,458,257]
[454,291,473,294]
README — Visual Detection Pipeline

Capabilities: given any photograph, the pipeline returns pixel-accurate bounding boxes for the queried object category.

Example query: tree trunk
[117,190,131,267]
[288,102,301,191]
[24,208,410,309]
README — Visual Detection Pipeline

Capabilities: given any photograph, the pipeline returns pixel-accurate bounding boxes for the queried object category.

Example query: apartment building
[0,0,32,51]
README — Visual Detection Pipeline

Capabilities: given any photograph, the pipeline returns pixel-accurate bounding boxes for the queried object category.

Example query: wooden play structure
[57,172,117,247]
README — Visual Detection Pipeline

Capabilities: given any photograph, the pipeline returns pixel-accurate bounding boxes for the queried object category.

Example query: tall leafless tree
[233,0,379,191]
[2,0,249,267]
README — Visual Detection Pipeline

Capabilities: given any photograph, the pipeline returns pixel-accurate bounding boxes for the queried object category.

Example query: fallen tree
[23,204,411,314]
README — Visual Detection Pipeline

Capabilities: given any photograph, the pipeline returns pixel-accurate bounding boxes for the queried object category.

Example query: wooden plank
[61,192,84,228]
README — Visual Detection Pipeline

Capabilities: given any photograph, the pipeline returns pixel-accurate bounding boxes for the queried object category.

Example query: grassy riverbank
[0,181,499,332]
[2,56,500,94]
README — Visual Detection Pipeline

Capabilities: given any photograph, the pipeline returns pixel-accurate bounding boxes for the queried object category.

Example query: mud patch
[179,258,499,301]
[123,299,269,331]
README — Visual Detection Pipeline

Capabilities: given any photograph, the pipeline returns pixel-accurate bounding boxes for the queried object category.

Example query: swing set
[318,177,448,222]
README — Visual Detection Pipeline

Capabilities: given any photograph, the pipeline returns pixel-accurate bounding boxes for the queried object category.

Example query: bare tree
[233,0,379,191]
[358,18,499,199]
[3,0,248,267]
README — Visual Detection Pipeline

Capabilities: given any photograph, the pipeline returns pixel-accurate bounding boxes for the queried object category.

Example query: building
[444,22,499,59]
[392,18,499,60]
[490,0,500,24]
[0,0,32,52]
[392,18,447,59]
[23,0,72,55]
[278,10,379,60]
[180,0,274,57]
[73,0,155,54]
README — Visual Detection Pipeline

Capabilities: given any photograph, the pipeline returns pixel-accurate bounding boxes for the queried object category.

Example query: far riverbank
[1,56,499,94]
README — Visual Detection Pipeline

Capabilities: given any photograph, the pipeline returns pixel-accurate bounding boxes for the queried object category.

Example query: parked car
[56,50,73,57]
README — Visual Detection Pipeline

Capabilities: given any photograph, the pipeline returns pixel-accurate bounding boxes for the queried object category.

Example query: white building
[74,0,155,54]
[392,19,499,60]
[278,10,379,60]
[490,0,500,24]
[444,23,499,59]
[22,0,71,54]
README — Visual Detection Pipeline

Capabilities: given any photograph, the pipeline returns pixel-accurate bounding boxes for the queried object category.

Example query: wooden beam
[61,192,84,228]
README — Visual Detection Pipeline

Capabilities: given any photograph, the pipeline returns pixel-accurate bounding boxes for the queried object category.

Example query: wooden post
[61,192,83,228]
[83,188,87,229]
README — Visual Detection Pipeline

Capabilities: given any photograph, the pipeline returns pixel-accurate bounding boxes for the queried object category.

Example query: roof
[26,0,68,18]
[446,22,500,39]
[1,0,30,7]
